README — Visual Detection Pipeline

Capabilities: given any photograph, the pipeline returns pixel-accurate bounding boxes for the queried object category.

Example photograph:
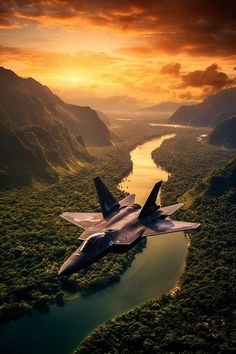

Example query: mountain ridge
[0,67,112,187]
[169,88,236,126]
[0,67,112,146]
[141,101,197,113]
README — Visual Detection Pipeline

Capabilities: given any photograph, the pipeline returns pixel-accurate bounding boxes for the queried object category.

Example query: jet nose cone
[58,257,77,276]
[58,252,84,276]
[58,264,69,276]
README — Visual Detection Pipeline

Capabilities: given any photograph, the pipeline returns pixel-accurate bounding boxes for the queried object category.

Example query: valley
[0,121,235,354]
[1,3,236,353]
[75,129,235,354]
[0,132,188,354]
[0,122,180,325]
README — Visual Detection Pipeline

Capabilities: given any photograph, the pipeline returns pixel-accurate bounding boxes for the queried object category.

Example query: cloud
[116,46,155,57]
[160,63,181,76]
[0,45,119,71]
[0,44,165,105]
[1,1,236,57]
[179,63,236,92]
[0,1,17,28]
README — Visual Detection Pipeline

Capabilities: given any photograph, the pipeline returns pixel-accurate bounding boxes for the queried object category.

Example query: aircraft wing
[159,203,183,216]
[60,212,103,229]
[142,219,200,237]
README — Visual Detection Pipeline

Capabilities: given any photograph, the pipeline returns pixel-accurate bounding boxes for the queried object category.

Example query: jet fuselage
[58,204,144,275]
[58,177,200,276]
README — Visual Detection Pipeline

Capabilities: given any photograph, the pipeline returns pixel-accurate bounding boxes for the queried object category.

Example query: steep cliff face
[209,116,236,148]
[169,88,236,127]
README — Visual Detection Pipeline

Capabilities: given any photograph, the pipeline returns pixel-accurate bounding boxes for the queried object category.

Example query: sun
[70,76,79,83]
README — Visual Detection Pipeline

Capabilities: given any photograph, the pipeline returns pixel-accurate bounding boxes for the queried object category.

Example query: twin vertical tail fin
[94,177,162,219]
[94,177,120,218]
[138,180,162,219]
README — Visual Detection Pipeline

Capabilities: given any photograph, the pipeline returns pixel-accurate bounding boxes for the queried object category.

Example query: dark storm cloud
[160,63,181,76]
[1,1,236,57]
[0,1,16,27]
[180,64,235,91]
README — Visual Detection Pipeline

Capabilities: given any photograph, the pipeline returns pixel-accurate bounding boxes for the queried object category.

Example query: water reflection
[0,134,188,354]
[119,134,175,205]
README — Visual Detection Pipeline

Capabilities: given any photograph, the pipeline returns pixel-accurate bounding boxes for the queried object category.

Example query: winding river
[0,134,188,354]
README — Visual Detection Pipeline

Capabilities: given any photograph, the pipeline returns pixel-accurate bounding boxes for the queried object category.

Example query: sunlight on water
[149,123,191,128]
[119,134,175,205]
[0,133,188,354]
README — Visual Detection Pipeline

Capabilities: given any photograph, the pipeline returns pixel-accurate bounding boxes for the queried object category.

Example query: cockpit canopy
[80,233,105,252]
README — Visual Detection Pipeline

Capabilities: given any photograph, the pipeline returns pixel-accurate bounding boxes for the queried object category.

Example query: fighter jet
[58,177,200,276]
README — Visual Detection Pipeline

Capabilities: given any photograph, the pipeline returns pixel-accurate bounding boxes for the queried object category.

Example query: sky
[1,0,236,111]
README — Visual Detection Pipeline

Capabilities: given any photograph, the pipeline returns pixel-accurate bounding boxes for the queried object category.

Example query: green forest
[75,130,236,354]
[0,122,174,324]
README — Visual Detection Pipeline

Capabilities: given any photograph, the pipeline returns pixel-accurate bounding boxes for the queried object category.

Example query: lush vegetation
[152,130,234,205]
[0,111,91,188]
[0,122,173,324]
[75,130,235,354]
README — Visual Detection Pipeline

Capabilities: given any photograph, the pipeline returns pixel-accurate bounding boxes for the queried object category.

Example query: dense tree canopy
[75,130,236,354]
[0,122,174,324]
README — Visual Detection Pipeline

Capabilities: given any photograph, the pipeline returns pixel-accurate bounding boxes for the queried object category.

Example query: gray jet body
[58,177,200,276]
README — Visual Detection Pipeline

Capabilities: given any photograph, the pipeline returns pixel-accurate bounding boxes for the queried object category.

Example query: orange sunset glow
[1,0,236,111]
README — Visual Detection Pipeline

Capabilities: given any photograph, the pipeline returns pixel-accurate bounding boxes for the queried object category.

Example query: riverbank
[0,123,183,325]
[0,132,189,354]
[75,130,235,354]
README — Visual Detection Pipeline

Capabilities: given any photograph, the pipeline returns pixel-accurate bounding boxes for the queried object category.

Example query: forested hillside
[0,111,90,188]
[76,131,235,354]
[209,116,236,149]
[0,67,112,188]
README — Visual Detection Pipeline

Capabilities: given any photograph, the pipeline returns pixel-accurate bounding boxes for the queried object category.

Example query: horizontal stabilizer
[60,212,103,229]
[160,203,183,216]
[138,181,162,219]
[94,176,120,218]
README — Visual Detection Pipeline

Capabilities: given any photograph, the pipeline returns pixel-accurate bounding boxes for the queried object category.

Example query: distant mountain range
[141,101,197,113]
[209,116,236,149]
[0,67,112,188]
[169,88,236,127]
